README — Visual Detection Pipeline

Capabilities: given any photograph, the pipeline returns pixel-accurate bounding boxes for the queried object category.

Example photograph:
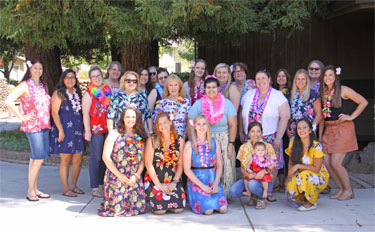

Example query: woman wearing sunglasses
[107,71,153,134]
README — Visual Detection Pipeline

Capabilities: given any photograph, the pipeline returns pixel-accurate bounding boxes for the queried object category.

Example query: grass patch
[0,130,30,151]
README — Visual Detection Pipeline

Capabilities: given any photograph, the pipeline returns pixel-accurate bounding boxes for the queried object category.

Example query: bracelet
[134,173,140,180]
[229,141,235,145]
[172,180,178,185]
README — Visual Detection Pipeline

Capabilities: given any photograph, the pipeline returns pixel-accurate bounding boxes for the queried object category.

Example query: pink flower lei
[252,153,274,169]
[201,92,225,125]
[197,139,210,167]
[66,88,81,112]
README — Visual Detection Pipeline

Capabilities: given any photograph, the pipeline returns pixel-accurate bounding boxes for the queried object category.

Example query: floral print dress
[107,91,151,129]
[98,133,146,217]
[285,140,329,205]
[187,138,227,214]
[144,137,186,211]
[50,97,85,154]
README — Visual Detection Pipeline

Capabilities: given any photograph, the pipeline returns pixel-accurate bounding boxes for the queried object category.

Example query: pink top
[19,78,51,133]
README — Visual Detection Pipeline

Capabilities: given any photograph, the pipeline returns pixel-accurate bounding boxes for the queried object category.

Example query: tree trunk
[24,43,62,95]
[120,40,159,71]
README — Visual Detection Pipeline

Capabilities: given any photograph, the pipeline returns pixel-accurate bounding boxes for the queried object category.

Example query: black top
[326,98,351,121]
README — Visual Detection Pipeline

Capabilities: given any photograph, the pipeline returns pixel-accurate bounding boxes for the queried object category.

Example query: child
[243,142,274,199]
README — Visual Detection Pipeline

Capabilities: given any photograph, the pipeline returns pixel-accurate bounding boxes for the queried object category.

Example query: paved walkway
[0,161,374,232]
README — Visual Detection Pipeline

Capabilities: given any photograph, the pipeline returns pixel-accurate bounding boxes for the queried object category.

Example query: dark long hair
[55,69,82,105]
[21,59,48,91]
[320,65,342,108]
[105,61,123,80]
[137,67,153,96]
[273,68,291,90]
[188,59,208,97]
[248,121,263,135]
[290,118,317,165]
[117,106,148,142]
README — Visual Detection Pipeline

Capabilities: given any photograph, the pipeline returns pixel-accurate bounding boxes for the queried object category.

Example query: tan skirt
[322,120,358,154]
[212,131,236,198]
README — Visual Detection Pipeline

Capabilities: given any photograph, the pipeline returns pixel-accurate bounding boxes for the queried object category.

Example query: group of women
[5,58,368,216]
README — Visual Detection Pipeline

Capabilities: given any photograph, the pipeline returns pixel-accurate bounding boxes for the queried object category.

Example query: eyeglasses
[309,67,320,71]
[91,74,102,80]
[150,72,157,75]
[125,79,137,84]
[158,76,168,81]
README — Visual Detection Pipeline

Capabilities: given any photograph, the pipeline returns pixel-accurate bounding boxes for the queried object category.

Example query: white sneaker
[297,203,317,211]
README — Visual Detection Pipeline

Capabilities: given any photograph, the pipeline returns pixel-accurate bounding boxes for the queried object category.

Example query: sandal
[26,195,39,201]
[71,187,85,194]
[255,199,267,209]
[37,193,50,198]
[92,188,104,198]
[247,195,258,206]
[62,189,77,197]
[321,186,331,194]
[267,193,277,202]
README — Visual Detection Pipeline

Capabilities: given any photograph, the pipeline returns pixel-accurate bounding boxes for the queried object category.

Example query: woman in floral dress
[153,74,190,137]
[183,115,227,215]
[286,118,329,211]
[287,69,322,138]
[107,71,152,133]
[50,69,85,197]
[144,112,186,214]
[98,106,147,216]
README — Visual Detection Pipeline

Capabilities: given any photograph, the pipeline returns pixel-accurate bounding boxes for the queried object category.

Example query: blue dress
[187,138,228,214]
[50,98,85,154]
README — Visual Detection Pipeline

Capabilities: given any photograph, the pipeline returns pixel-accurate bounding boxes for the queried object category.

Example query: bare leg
[153,210,167,215]
[218,205,227,214]
[28,159,44,197]
[59,153,72,192]
[330,153,354,200]
[262,182,268,199]
[324,154,344,199]
[242,179,251,196]
[70,154,83,189]
[204,209,214,215]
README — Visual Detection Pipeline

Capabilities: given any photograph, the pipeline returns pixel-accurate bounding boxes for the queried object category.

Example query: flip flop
[62,190,77,197]
[26,195,39,201]
[267,193,277,202]
[37,193,50,198]
[71,187,85,194]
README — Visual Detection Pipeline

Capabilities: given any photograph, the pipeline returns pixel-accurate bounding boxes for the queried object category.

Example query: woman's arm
[275,102,291,152]
[147,89,157,112]
[128,143,146,187]
[211,138,224,194]
[147,118,153,134]
[238,106,245,143]
[227,115,237,159]
[312,98,322,129]
[340,86,368,122]
[182,141,212,194]
[102,130,130,185]
[5,81,33,122]
[229,84,240,112]
[169,138,185,191]
[82,92,92,141]
[290,157,324,174]
[51,91,64,142]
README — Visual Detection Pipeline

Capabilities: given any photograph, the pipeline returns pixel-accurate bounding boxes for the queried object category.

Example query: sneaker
[297,203,317,212]
[255,199,267,209]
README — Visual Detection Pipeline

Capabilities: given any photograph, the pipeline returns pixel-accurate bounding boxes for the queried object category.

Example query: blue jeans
[229,178,273,200]
[89,133,107,188]
[25,129,50,159]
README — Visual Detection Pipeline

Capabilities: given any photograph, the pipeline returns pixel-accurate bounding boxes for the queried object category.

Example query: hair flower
[169,113,174,121]
[190,60,196,68]
[189,119,195,127]
[230,65,234,73]
[336,67,341,75]
[205,74,217,80]
[26,60,32,68]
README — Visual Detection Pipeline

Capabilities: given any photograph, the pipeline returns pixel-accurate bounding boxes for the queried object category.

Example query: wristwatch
[172,180,178,185]
[229,141,235,145]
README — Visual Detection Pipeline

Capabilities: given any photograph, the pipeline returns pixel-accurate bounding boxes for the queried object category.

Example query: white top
[183,81,191,102]
[241,88,287,136]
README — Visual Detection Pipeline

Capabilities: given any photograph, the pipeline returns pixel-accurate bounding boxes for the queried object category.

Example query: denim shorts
[25,129,50,160]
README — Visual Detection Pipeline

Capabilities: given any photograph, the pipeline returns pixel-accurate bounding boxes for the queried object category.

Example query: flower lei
[201,92,225,125]
[191,79,204,105]
[171,96,184,116]
[291,90,305,118]
[252,153,274,169]
[66,89,81,112]
[248,87,272,124]
[312,81,320,93]
[197,139,210,167]
[88,83,112,107]
[124,131,143,162]
[322,88,335,118]
[161,133,178,168]
[219,81,227,93]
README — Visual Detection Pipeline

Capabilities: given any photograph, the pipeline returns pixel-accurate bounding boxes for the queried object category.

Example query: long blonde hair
[290,69,311,103]
[214,63,232,98]
[162,74,186,98]
[153,112,179,148]
[190,115,213,153]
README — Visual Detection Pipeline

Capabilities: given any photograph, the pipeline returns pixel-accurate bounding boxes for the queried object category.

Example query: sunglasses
[125,79,137,84]
[150,72,157,75]
[309,67,320,71]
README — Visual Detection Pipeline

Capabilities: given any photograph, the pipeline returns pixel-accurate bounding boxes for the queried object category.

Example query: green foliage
[0,36,23,79]
[174,72,190,83]
[6,78,19,86]
[0,130,29,151]
[176,40,194,62]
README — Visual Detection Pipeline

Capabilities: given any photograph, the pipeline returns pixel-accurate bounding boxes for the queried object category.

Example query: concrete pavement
[0,161,374,232]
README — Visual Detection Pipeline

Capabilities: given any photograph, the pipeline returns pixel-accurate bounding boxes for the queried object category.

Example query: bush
[174,72,190,82]
[0,130,29,151]
[7,79,20,86]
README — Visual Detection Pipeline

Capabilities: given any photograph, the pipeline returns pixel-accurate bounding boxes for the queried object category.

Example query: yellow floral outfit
[285,140,329,204]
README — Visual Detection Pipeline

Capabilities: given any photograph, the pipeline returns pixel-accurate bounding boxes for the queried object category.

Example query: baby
[243,142,274,199]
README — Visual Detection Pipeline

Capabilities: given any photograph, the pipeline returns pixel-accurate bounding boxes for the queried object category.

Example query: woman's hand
[22,113,36,122]
[240,133,245,144]
[57,130,65,142]
[211,183,219,194]
[338,113,353,123]
[286,128,294,138]
[289,164,300,175]
[272,138,282,153]
[84,130,92,141]
[118,174,130,186]
[201,185,212,194]
[227,144,234,159]
[157,183,171,194]
[255,169,266,180]
[127,175,137,187]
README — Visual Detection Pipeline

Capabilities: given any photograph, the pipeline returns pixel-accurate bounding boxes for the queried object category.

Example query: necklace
[66,88,81,112]
[88,83,112,107]
[192,79,204,105]
[252,153,274,169]
[161,133,178,168]
[201,93,225,124]
[248,87,272,124]
[322,88,335,118]
[219,81,227,93]
[124,131,143,162]
[197,139,210,167]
